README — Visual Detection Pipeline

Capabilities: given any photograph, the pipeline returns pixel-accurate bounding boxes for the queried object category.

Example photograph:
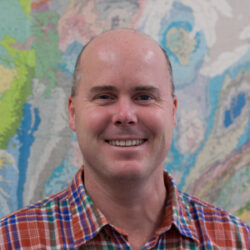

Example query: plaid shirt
[0,169,249,249]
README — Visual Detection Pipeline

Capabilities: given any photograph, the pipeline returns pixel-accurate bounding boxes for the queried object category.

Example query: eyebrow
[89,85,118,95]
[88,85,160,95]
[133,86,160,93]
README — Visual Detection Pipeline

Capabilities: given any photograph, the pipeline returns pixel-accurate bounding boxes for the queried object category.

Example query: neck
[83,167,167,249]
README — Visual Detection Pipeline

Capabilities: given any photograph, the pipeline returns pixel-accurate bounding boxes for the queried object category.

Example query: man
[0,29,249,249]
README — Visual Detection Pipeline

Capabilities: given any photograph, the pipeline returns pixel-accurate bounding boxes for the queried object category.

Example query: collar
[68,169,109,246]
[157,172,200,244]
[68,169,200,247]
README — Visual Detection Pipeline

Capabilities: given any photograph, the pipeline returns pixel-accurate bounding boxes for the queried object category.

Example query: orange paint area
[31,0,51,9]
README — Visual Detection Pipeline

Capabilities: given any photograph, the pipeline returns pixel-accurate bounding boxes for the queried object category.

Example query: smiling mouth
[105,139,147,147]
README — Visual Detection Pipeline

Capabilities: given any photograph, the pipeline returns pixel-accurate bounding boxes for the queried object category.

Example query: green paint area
[235,200,250,222]
[236,200,250,215]
[0,35,35,149]
[213,166,250,208]
[0,0,30,42]
[31,11,62,98]
[19,0,31,18]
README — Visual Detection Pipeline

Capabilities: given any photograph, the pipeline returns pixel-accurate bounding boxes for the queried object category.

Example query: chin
[108,162,150,180]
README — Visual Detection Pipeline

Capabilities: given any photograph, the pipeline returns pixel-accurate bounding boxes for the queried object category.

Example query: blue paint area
[44,160,66,196]
[17,104,41,209]
[158,1,212,188]
[228,49,250,79]
[44,132,78,197]
[0,155,19,213]
[237,115,250,149]
[177,72,244,187]
[172,1,193,13]
[0,135,21,215]
[58,41,83,76]
[224,110,233,127]
[226,49,250,149]
[233,93,246,118]
[170,1,195,25]
[167,21,193,32]
[169,30,207,88]
[176,63,250,188]
[165,133,184,173]
[153,2,250,190]
[159,2,208,88]
[159,1,194,63]
[44,158,77,197]
[206,74,226,137]
[224,93,246,128]
[169,73,226,189]
[57,62,68,75]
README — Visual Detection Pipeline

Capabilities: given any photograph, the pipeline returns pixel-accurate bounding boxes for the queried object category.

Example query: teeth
[107,139,145,147]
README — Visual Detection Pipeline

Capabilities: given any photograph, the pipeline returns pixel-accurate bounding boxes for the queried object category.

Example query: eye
[134,93,155,104]
[98,94,113,99]
[137,95,152,100]
[93,93,116,104]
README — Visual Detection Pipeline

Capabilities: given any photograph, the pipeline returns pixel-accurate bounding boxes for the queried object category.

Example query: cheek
[142,109,171,135]
[76,108,111,136]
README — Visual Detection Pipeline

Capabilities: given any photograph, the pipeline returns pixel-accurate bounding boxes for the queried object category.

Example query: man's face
[68,31,177,182]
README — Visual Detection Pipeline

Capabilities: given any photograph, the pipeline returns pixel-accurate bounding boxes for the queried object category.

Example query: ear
[68,96,76,131]
[172,95,178,127]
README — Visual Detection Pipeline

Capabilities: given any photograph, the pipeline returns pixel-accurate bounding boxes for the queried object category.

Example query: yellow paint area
[0,66,17,95]
[166,27,196,66]
[0,152,13,169]
[18,0,31,18]
[237,210,250,223]
[0,159,6,169]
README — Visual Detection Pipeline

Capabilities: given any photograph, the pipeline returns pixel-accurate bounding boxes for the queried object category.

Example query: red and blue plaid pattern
[0,169,249,249]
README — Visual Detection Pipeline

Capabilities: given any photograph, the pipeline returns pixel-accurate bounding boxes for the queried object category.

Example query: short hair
[160,47,175,97]
[71,38,93,97]
[71,35,175,98]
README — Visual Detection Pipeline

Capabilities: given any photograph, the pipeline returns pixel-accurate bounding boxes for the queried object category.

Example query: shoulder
[178,190,250,246]
[179,190,249,228]
[0,188,71,248]
[1,188,69,223]
[0,169,89,249]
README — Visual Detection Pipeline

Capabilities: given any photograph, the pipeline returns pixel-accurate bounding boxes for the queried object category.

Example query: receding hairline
[71,29,175,97]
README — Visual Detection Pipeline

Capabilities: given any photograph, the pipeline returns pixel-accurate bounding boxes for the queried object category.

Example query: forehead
[76,31,172,93]
[81,30,167,66]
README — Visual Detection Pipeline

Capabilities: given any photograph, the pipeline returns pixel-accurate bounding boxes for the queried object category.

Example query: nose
[112,98,137,126]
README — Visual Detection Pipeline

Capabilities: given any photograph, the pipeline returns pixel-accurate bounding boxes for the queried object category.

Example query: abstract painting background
[0,0,249,224]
